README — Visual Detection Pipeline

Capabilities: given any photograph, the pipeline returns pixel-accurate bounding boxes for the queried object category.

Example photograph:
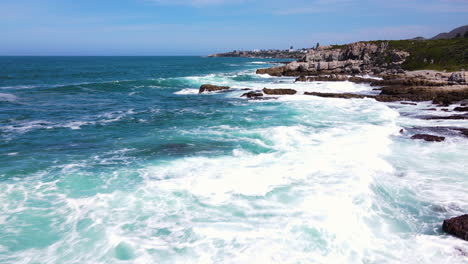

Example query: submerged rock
[410,134,445,142]
[443,214,468,241]
[262,88,297,95]
[199,84,230,93]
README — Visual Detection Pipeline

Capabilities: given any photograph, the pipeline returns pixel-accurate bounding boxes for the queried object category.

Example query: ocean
[0,56,467,263]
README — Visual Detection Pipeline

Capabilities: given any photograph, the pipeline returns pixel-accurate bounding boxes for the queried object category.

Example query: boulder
[351,66,361,74]
[241,91,263,99]
[262,88,297,95]
[443,215,468,241]
[256,66,286,76]
[317,61,329,71]
[285,61,301,71]
[410,134,445,142]
[199,84,230,93]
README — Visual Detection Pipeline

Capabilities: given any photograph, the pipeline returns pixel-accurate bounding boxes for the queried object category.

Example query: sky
[1,0,467,55]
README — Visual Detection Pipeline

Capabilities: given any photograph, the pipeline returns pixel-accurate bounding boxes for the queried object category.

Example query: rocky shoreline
[201,42,468,240]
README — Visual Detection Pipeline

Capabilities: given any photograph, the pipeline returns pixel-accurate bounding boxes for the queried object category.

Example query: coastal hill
[365,38,467,72]
[431,25,468,40]
[210,25,468,72]
[256,38,467,76]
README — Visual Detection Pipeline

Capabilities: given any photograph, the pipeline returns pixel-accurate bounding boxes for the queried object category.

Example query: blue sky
[1,0,467,55]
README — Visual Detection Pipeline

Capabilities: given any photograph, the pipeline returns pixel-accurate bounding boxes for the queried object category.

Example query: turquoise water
[1,57,467,263]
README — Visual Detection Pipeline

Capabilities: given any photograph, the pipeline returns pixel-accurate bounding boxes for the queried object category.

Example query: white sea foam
[356,74,383,80]
[1,109,139,136]
[1,69,467,263]
[0,93,17,102]
[174,88,199,95]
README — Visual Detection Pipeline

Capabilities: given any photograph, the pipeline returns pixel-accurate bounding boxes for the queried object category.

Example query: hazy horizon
[1,0,467,56]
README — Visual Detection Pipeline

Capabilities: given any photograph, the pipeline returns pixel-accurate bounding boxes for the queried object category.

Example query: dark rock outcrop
[370,78,448,87]
[457,128,468,137]
[376,86,468,104]
[295,75,376,83]
[256,67,287,77]
[454,107,468,112]
[304,92,372,99]
[199,84,230,93]
[422,114,468,120]
[410,134,445,142]
[448,72,467,84]
[241,91,264,99]
[262,88,297,95]
[443,214,468,241]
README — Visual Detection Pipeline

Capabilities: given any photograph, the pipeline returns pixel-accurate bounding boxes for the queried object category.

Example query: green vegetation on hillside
[330,38,468,72]
[376,38,468,71]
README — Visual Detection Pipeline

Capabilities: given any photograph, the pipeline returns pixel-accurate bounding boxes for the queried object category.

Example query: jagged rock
[410,134,445,142]
[376,86,468,104]
[390,51,410,63]
[256,66,286,76]
[449,72,467,84]
[370,78,448,87]
[454,107,468,112]
[199,84,230,93]
[295,75,348,82]
[295,75,375,83]
[241,91,263,99]
[304,92,372,99]
[261,41,410,77]
[443,215,468,241]
[422,114,468,120]
[262,88,297,95]
[351,66,361,74]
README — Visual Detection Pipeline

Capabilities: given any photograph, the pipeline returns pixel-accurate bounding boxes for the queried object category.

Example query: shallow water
[0,56,467,263]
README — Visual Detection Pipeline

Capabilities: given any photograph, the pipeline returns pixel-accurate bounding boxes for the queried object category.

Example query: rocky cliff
[256,42,410,76]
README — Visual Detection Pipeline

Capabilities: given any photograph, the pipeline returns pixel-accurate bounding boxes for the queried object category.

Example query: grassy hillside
[330,38,468,72]
[385,38,468,71]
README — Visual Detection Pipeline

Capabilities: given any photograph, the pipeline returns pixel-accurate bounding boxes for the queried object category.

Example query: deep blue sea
[1,56,467,263]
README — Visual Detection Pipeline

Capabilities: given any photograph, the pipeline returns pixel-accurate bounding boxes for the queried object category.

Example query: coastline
[199,54,468,241]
